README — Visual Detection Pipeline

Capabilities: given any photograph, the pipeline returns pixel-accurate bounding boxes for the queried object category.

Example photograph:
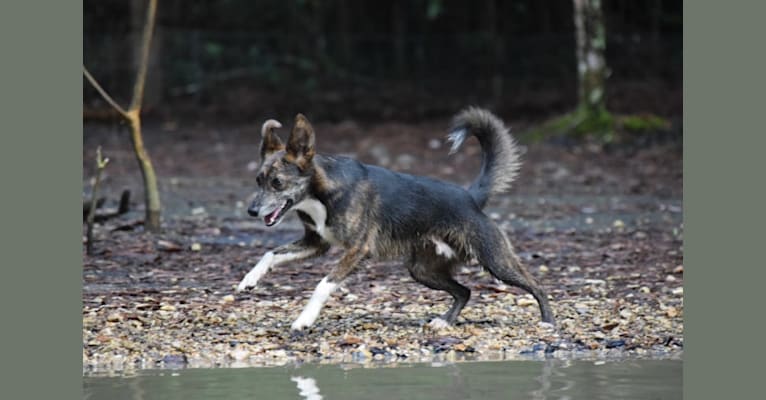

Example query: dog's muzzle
[247,204,260,217]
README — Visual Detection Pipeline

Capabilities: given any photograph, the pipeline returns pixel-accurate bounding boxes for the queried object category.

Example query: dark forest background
[84,0,681,123]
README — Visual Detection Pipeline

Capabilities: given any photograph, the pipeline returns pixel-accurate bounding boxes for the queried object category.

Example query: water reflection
[84,359,682,400]
[291,376,323,400]
[529,360,575,400]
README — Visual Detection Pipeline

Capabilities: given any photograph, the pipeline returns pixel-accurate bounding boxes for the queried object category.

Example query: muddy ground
[82,117,683,372]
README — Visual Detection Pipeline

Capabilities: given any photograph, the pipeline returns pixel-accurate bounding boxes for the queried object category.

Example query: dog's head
[247,114,316,227]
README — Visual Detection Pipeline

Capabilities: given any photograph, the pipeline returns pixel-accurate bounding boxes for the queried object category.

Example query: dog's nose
[247,206,259,217]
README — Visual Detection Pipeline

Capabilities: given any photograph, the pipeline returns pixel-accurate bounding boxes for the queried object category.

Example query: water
[84,360,681,400]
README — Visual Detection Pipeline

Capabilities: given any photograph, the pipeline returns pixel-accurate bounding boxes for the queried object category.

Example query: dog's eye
[271,178,284,190]
[256,174,265,187]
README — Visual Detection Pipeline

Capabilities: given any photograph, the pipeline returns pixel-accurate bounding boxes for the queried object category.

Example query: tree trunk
[127,111,161,232]
[83,0,162,232]
[573,0,607,115]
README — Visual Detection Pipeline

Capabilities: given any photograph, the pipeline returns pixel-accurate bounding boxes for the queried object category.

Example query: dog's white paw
[291,313,317,331]
[427,317,451,330]
[236,273,258,292]
[236,252,274,292]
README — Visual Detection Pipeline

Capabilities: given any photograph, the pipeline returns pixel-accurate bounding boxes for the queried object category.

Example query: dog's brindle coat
[237,108,555,330]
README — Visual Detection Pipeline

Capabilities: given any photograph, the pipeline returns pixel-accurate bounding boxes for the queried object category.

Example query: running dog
[236,107,555,330]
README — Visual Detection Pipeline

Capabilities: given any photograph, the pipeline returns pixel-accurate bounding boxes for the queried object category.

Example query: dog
[236,107,554,330]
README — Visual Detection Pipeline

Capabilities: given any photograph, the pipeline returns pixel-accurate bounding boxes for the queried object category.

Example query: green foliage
[426,0,443,20]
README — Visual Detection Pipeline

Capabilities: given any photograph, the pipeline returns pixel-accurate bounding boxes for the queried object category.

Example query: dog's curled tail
[446,107,521,208]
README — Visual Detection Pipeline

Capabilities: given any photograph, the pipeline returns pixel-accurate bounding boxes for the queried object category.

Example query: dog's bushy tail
[446,107,521,208]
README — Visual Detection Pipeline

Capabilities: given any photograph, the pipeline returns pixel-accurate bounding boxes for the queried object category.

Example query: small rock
[567,266,582,273]
[162,354,187,366]
[517,297,537,307]
[537,322,555,330]
[574,303,590,314]
[428,139,442,149]
[538,265,549,273]
[222,295,235,303]
[665,275,677,282]
[106,313,122,322]
[190,243,202,252]
[613,219,625,229]
[337,336,363,347]
[672,287,684,295]
[229,347,249,361]
[157,240,182,252]
[160,304,176,312]
[619,309,633,319]
[191,207,206,216]
[585,217,594,224]
[666,307,679,318]
[639,286,651,294]
[601,321,619,331]
[605,339,626,349]
[634,231,647,239]
[673,265,684,274]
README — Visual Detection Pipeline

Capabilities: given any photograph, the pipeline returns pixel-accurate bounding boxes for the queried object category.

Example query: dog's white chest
[294,198,338,244]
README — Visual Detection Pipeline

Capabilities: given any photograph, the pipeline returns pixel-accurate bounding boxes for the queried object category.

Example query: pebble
[605,339,626,349]
[191,207,206,216]
[190,243,202,252]
[221,295,235,303]
[538,265,549,273]
[613,219,625,229]
[516,297,538,307]
[229,347,250,361]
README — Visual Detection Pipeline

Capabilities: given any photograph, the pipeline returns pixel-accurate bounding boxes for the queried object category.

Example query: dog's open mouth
[264,199,293,227]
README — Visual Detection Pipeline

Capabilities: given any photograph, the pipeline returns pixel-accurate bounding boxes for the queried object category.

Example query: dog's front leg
[237,238,328,292]
[291,246,367,331]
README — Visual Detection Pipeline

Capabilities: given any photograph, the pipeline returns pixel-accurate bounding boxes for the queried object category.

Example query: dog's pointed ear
[260,119,284,159]
[286,113,316,170]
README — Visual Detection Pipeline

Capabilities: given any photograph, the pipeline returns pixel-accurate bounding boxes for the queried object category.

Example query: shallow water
[84,359,681,400]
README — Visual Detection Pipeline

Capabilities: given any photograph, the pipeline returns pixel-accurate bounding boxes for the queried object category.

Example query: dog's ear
[286,113,316,170]
[260,119,284,159]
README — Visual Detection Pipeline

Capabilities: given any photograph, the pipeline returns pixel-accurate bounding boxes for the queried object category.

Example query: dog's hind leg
[237,231,330,292]
[407,252,471,328]
[291,244,368,331]
[472,220,555,325]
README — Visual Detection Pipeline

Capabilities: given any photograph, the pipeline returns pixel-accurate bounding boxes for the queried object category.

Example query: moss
[525,107,614,142]
[619,114,671,134]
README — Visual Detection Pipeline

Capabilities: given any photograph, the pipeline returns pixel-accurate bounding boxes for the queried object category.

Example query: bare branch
[86,146,110,255]
[129,0,158,112]
[83,66,129,118]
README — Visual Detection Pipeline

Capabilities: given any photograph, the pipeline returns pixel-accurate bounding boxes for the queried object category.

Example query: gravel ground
[82,120,683,373]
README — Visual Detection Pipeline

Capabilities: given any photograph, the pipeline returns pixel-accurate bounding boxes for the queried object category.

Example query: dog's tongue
[264,202,284,226]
